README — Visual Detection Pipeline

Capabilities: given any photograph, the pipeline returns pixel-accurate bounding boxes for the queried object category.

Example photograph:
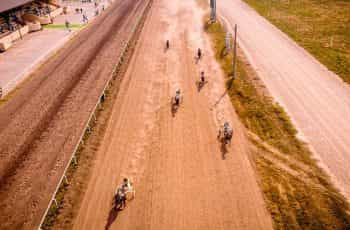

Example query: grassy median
[244,0,350,84]
[43,24,84,30]
[204,19,350,229]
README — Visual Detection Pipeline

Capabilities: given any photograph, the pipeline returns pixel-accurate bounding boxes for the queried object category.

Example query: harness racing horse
[171,92,182,116]
[114,188,125,210]
[166,40,170,49]
[113,180,135,211]
[217,125,233,145]
[197,72,207,91]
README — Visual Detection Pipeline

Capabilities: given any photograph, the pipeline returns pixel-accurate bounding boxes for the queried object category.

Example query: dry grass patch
[205,19,350,229]
[244,0,350,84]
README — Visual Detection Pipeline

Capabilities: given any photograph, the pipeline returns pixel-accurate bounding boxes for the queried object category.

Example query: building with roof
[0,0,62,51]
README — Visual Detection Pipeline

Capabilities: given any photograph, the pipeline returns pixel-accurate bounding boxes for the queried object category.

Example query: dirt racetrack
[0,0,149,228]
[73,0,273,229]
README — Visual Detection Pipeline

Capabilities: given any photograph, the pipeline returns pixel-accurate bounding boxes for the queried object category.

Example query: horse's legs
[122,197,126,209]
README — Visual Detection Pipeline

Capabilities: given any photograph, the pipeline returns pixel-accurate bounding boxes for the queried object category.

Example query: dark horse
[113,188,126,211]
[217,128,233,145]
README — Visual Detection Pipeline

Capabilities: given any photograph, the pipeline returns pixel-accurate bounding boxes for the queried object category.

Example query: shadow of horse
[105,206,120,230]
[217,131,230,160]
[211,90,228,110]
[196,80,208,92]
[170,95,183,117]
[195,54,202,64]
[164,45,169,53]
[220,140,228,160]
[220,46,229,58]
[171,99,179,117]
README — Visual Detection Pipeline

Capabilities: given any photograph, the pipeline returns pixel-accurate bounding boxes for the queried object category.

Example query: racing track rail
[38,1,152,229]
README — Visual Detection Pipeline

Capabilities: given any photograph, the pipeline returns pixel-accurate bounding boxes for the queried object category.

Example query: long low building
[0,0,35,13]
[0,0,63,51]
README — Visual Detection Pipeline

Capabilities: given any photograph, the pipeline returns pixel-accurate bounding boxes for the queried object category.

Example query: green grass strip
[43,24,84,29]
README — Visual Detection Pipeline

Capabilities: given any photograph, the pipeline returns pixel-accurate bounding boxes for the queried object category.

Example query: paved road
[73,0,272,229]
[217,0,350,199]
[0,0,147,228]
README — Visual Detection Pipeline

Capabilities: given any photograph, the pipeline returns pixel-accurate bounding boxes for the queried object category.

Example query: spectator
[82,14,88,23]
[65,19,71,32]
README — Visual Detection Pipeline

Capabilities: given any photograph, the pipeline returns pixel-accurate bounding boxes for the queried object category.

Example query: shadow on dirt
[195,55,202,64]
[164,46,169,53]
[105,207,120,230]
[196,80,207,92]
[211,90,228,109]
[220,46,229,59]
[171,98,180,117]
[217,131,229,160]
[171,104,178,117]
[220,140,228,160]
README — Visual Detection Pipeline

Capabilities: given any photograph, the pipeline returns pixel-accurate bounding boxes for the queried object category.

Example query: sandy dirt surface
[217,0,350,199]
[73,0,273,229]
[0,0,148,229]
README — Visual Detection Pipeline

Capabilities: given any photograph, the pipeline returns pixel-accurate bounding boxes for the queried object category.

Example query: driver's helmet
[176,89,181,95]
[122,178,129,187]
[224,122,229,128]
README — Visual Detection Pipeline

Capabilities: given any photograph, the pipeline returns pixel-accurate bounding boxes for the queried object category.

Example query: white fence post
[53,198,58,207]
[64,175,69,184]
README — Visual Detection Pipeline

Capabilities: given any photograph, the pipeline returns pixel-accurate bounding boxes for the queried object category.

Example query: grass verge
[43,24,84,29]
[243,0,350,84]
[204,19,350,229]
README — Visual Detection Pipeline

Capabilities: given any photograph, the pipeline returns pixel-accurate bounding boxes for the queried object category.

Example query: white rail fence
[38,1,151,229]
